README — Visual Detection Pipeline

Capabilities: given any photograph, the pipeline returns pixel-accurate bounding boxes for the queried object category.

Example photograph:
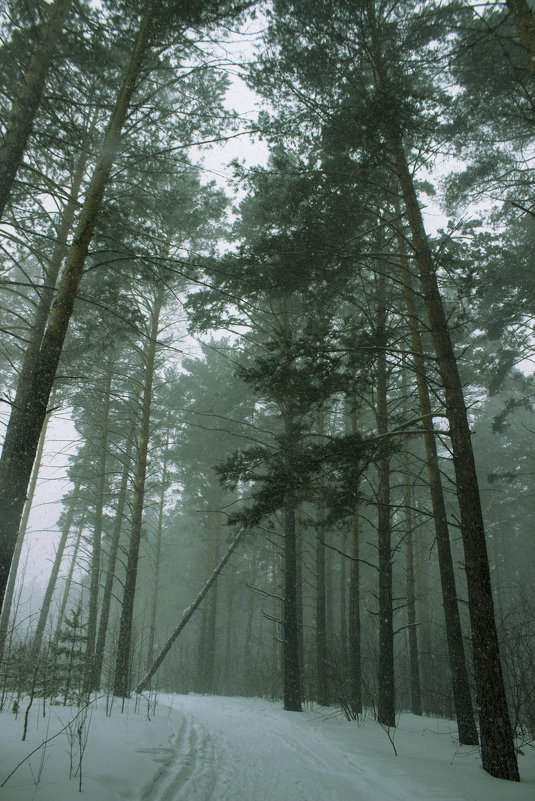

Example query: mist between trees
[0,0,533,786]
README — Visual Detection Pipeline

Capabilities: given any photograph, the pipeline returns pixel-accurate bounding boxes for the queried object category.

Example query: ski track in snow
[137,694,535,801]
[148,695,402,801]
[141,713,218,801]
[1,694,534,800]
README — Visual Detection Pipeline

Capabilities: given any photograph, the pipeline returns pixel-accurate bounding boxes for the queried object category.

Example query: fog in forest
[0,1,534,798]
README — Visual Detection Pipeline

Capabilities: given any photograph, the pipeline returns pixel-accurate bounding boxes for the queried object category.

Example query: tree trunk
[401,366,422,716]
[507,0,535,70]
[375,266,395,728]
[29,442,89,669]
[339,528,348,670]
[83,354,114,694]
[146,419,170,670]
[196,471,222,694]
[53,519,84,643]
[0,399,53,662]
[92,398,137,689]
[283,501,301,711]
[414,518,433,711]
[348,405,362,716]
[136,528,246,694]
[243,549,257,694]
[0,0,74,219]
[389,134,518,779]
[280,300,302,712]
[315,505,329,706]
[0,113,96,550]
[0,0,156,609]
[398,234,478,743]
[315,409,329,706]
[224,565,236,694]
[114,285,163,697]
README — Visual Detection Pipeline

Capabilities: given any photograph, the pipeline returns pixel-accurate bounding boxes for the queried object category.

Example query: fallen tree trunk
[135,527,246,695]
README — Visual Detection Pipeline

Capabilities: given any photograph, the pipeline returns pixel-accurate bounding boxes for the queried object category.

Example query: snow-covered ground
[0,693,533,800]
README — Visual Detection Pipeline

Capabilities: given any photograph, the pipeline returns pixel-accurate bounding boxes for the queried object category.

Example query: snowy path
[1,694,534,800]
[147,694,535,801]
[148,695,370,801]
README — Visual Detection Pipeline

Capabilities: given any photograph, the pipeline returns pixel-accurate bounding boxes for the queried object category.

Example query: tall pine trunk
[374,266,395,727]
[83,354,114,694]
[399,235,478,744]
[1,111,96,495]
[366,0,516,770]
[348,405,362,716]
[0,0,74,219]
[283,501,301,711]
[401,366,422,716]
[92,399,137,689]
[0,401,53,662]
[315,409,329,706]
[0,0,156,609]
[280,301,302,712]
[146,420,170,670]
[389,135,518,778]
[196,473,222,694]
[114,285,163,697]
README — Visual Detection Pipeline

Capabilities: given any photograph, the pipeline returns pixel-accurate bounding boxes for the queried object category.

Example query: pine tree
[49,601,87,705]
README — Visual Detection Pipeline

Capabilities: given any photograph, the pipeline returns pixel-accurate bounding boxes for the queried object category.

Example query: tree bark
[398,234,478,744]
[507,0,535,70]
[348,405,362,716]
[223,563,236,694]
[0,0,156,610]
[243,547,257,694]
[1,110,96,502]
[389,135,518,779]
[83,354,114,693]
[315,409,329,706]
[92,398,137,689]
[283,501,301,711]
[0,0,74,219]
[374,265,395,728]
[196,468,222,694]
[114,285,163,697]
[0,398,53,662]
[146,419,170,671]
[280,300,302,712]
[339,528,348,670]
[401,365,422,716]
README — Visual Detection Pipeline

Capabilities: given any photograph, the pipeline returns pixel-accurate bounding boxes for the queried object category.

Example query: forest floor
[0,692,533,800]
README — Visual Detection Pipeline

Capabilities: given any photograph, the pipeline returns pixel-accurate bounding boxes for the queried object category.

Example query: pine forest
[0,1,534,798]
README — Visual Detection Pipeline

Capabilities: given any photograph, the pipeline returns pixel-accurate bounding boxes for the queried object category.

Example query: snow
[0,693,533,801]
